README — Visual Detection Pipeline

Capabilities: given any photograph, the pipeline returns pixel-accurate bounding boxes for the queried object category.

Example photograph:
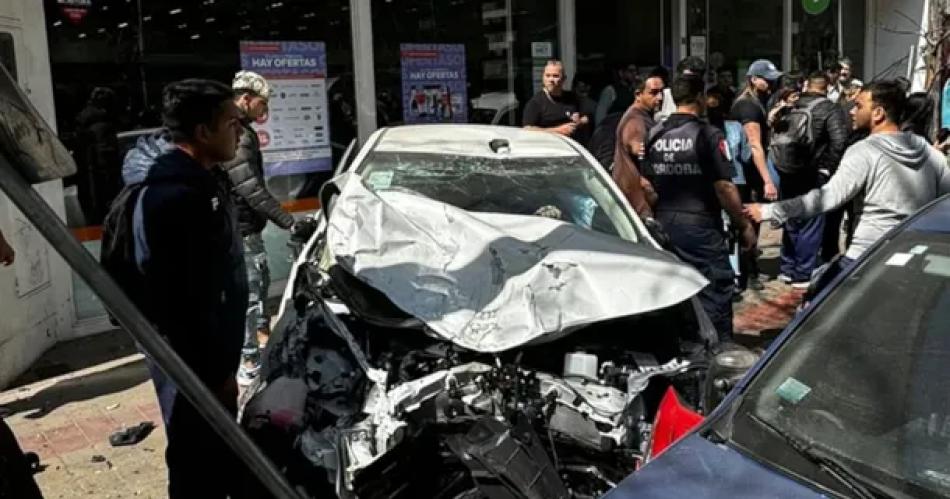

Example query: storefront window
[793,0,839,75]
[370,0,557,129]
[576,0,663,106]
[707,0,783,83]
[44,0,355,229]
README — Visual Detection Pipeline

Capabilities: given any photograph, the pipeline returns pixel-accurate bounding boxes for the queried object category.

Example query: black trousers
[659,213,736,341]
[0,417,43,499]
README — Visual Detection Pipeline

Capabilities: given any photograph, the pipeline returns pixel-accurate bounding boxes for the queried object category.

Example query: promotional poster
[239,41,333,176]
[400,43,468,124]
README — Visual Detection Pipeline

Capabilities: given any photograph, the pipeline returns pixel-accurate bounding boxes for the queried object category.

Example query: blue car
[609,195,950,499]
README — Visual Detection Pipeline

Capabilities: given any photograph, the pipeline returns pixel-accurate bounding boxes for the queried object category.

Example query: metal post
[864,0,876,78]
[506,0,516,99]
[557,0,577,88]
[660,0,666,66]
[350,0,377,145]
[838,0,844,57]
[783,0,793,71]
[558,0,576,88]
[0,154,301,499]
[136,0,148,110]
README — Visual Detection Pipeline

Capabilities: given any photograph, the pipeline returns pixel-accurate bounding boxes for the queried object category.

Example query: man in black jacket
[775,72,848,287]
[123,79,247,497]
[222,70,295,386]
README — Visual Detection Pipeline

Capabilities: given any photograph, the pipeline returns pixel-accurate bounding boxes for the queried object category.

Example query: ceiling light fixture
[169,8,182,15]
[118,22,129,28]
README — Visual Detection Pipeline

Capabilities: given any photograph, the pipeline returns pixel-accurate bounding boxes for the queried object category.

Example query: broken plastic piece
[109,421,155,447]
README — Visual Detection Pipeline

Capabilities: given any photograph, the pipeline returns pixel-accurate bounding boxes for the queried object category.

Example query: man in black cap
[730,59,782,291]
[644,75,756,341]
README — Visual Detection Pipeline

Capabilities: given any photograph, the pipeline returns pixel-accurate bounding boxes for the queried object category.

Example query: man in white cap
[222,70,295,386]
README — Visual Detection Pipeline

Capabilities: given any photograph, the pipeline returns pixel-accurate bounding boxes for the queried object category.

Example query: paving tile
[44,422,91,455]
[76,413,121,445]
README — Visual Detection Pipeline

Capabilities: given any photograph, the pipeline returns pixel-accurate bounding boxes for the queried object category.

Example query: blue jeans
[779,171,824,281]
[242,232,270,359]
[659,213,736,341]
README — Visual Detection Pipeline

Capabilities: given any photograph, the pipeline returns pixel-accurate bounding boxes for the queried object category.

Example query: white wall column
[350,0,377,145]
[782,0,793,71]
[557,0,576,88]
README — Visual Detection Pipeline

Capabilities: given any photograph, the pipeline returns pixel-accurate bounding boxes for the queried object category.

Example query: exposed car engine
[239,172,754,498]
[240,258,711,499]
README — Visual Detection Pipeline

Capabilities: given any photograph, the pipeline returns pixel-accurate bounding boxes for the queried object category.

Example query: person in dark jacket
[124,79,247,498]
[75,86,122,223]
[774,72,849,287]
[221,70,295,386]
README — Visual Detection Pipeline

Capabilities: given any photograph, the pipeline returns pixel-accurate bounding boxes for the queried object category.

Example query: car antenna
[489,138,510,154]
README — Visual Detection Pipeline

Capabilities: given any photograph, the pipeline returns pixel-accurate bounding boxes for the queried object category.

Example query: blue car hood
[605,435,828,499]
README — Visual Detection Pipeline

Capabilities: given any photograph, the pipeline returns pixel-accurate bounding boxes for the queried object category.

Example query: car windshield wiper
[746,413,887,499]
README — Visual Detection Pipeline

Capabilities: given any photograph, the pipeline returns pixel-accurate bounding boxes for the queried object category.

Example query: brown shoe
[256,327,271,349]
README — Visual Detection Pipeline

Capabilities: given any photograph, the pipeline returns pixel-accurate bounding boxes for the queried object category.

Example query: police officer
[644,75,756,342]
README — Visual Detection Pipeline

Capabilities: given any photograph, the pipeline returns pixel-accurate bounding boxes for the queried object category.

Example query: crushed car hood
[325,176,708,352]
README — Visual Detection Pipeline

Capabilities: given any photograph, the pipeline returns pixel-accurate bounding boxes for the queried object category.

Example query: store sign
[58,0,91,24]
[400,44,468,124]
[239,41,332,176]
[802,0,831,15]
[689,36,707,61]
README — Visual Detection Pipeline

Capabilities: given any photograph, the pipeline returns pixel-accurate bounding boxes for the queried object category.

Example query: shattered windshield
[357,151,642,243]
[731,231,950,498]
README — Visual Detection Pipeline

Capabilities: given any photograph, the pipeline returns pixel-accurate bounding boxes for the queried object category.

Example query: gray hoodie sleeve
[762,146,871,224]
[939,154,950,195]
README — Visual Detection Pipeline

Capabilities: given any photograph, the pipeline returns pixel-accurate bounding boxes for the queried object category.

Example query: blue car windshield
[357,151,642,243]
[733,230,950,498]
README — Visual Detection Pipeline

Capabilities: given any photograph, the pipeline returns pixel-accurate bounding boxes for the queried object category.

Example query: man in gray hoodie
[746,80,950,273]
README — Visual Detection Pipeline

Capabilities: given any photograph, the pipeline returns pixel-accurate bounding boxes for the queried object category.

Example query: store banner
[400,44,468,124]
[239,41,332,176]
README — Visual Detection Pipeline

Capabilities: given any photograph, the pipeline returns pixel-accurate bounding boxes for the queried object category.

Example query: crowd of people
[522,56,950,344]
[36,52,947,497]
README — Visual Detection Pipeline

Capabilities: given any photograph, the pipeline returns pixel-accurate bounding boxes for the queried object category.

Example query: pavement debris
[109,421,156,447]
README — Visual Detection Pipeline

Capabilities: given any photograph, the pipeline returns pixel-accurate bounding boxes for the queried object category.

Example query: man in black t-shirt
[645,76,755,341]
[523,60,590,140]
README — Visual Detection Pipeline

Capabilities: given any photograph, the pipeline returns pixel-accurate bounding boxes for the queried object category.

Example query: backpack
[100,182,148,317]
[770,98,825,174]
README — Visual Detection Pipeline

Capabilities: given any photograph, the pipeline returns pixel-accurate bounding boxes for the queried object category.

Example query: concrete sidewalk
[0,356,167,498]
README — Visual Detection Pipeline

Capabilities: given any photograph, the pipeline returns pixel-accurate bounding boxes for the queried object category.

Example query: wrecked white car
[240,125,738,498]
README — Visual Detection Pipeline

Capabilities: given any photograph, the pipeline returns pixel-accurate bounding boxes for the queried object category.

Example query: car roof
[372,124,580,158]
[906,194,950,234]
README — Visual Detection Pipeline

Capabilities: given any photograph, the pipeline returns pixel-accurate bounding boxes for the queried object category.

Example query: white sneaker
[791,280,811,290]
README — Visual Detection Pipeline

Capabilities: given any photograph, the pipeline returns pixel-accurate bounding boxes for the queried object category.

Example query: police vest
[645,118,721,220]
